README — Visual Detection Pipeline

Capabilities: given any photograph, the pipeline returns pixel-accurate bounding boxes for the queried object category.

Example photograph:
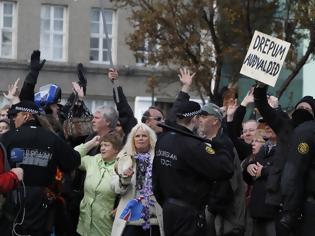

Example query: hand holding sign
[240,31,291,87]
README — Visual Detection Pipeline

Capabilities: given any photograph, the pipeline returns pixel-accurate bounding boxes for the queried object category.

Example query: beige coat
[110,149,164,236]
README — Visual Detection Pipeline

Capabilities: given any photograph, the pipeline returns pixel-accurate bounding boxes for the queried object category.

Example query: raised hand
[30,50,46,71]
[241,88,254,107]
[268,95,279,108]
[108,68,118,81]
[3,78,20,104]
[72,82,84,101]
[256,81,268,88]
[77,63,87,95]
[226,99,238,122]
[77,63,87,85]
[178,67,195,93]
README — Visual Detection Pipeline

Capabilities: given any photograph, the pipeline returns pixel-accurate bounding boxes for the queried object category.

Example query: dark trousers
[0,217,50,236]
[298,202,315,236]
[163,201,206,236]
[252,218,276,236]
[122,225,160,236]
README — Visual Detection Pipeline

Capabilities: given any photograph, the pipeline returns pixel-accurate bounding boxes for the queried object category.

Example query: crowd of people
[0,50,314,236]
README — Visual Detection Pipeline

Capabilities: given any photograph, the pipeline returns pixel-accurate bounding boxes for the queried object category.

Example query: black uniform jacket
[1,120,81,187]
[0,120,80,230]
[152,123,234,209]
[281,120,315,214]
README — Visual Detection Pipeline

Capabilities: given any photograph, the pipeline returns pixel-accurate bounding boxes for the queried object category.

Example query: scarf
[134,152,154,230]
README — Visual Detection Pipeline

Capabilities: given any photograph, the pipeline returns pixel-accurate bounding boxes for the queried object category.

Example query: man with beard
[153,100,234,236]
[199,103,245,236]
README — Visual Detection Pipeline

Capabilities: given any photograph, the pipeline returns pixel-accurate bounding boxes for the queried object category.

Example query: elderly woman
[243,126,278,236]
[111,123,164,236]
[74,132,123,236]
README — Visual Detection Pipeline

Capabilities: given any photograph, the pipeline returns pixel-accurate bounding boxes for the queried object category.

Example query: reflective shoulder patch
[205,143,215,154]
[298,142,309,155]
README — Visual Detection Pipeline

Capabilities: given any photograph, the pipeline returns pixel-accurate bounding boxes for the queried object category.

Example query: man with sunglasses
[141,106,165,134]
[108,69,164,136]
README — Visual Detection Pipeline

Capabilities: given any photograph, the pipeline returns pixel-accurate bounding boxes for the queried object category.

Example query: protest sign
[240,30,291,87]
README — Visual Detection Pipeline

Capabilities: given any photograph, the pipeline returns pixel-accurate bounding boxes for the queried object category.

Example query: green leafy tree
[111,0,315,102]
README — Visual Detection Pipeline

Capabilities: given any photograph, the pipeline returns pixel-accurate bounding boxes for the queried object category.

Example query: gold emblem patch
[205,146,215,154]
[298,143,309,155]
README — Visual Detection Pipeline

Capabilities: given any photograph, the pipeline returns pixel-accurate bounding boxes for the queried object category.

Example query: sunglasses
[150,116,164,122]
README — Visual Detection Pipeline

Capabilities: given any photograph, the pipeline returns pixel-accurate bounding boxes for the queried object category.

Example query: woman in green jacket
[75,132,123,236]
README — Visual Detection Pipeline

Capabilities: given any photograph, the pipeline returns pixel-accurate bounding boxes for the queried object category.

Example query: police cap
[8,100,40,117]
[176,101,202,118]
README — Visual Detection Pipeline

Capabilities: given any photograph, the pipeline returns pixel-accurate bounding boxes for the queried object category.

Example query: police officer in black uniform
[152,101,234,236]
[0,100,80,236]
[278,120,315,236]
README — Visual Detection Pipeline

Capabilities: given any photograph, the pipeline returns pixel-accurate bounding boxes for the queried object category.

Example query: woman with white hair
[111,123,164,236]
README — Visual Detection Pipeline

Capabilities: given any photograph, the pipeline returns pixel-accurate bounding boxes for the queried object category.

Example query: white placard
[240,30,291,87]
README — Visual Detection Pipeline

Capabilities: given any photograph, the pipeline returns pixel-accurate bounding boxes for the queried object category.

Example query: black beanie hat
[295,96,315,114]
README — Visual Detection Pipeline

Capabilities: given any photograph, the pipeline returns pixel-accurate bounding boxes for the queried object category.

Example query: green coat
[75,144,117,236]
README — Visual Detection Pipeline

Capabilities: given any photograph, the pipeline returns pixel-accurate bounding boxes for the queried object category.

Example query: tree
[111,0,315,103]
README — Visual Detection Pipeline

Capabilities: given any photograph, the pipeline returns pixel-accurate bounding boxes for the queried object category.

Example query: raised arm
[108,68,137,137]
[19,50,46,101]
[3,78,20,106]
[167,68,195,123]
[254,84,286,135]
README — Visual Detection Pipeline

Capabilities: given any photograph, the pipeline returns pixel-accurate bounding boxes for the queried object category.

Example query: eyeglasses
[150,116,164,122]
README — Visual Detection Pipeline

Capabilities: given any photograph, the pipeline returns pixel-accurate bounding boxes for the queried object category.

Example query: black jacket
[207,130,235,213]
[254,86,292,206]
[226,105,252,161]
[243,144,279,219]
[152,123,234,209]
[113,86,137,139]
[1,121,80,185]
[281,120,315,214]
[1,120,80,231]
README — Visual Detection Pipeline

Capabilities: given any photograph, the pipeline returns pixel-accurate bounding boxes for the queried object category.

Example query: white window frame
[135,38,150,66]
[0,1,17,59]
[89,8,116,64]
[135,26,160,66]
[40,5,68,62]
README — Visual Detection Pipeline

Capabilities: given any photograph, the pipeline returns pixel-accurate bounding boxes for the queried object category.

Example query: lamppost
[147,76,157,106]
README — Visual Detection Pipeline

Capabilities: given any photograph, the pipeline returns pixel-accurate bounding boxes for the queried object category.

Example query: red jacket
[0,148,18,193]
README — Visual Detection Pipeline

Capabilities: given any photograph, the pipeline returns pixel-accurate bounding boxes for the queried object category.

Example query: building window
[90,8,115,64]
[135,38,152,65]
[40,5,67,61]
[0,1,16,58]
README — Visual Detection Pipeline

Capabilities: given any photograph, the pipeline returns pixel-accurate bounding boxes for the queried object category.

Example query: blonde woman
[75,132,123,236]
[111,123,164,236]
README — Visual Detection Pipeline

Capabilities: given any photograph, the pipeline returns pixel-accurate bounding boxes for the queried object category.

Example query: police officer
[152,100,234,236]
[278,120,315,236]
[0,100,80,236]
